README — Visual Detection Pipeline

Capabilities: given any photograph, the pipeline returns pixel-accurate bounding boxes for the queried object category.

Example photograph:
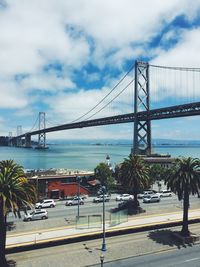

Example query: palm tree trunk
[181,188,190,236]
[0,201,8,266]
[133,191,139,208]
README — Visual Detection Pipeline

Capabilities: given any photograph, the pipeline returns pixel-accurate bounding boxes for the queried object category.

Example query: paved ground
[5,196,200,266]
[6,223,200,267]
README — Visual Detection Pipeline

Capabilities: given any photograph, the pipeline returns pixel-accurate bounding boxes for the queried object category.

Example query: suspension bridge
[8,61,200,155]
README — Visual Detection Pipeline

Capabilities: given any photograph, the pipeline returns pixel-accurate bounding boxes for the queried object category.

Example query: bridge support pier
[133,61,151,155]
[8,132,13,146]
[16,137,23,147]
[25,134,32,148]
[16,125,23,147]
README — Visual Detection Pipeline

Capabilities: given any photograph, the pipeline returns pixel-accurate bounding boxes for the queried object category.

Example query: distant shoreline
[48,143,200,147]
[153,144,200,147]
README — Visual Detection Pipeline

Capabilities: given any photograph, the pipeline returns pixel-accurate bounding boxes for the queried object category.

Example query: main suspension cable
[84,79,134,121]
[71,64,134,123]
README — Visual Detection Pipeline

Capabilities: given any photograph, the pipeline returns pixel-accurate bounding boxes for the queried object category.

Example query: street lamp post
[45,180,48,198]
[76,176,81,220]
[100,254,105,267]
[101,185,106,251]
[36,177,39,200]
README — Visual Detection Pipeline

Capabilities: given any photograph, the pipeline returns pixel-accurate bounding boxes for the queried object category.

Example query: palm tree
[165,157,200,236]
[0,160,36,266]
[120,154,150,207]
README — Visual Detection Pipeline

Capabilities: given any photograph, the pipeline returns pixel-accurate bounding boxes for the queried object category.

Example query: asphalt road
[8,194,200,219]
[94,244,200,267]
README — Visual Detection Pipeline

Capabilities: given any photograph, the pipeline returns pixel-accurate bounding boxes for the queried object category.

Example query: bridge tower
[16,125,22,147]
[36,112,47,149]
[133,61,151,155]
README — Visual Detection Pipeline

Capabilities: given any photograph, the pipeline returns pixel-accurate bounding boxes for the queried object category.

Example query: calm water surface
[0,144,200,171]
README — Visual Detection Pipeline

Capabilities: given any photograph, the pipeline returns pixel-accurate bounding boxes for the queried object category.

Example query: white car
[66,197,84,206]
[137,190,157,199]
[115,194,134,201]
[35,199,56,209]
[93,195,110,203]
[143,195,160,203]
[159,190,172,197]
[23,209,48,221]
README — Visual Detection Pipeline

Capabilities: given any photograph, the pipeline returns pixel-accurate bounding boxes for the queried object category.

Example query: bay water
[0,144,200,171]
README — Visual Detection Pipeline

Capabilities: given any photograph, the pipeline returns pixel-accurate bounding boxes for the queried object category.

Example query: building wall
[48,180,90,198]
[143,157,174,169]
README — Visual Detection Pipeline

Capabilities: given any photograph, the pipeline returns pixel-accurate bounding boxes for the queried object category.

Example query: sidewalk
[6,208,200,250]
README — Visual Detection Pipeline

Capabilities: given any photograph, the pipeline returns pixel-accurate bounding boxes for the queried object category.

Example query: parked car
[23,209,48,221]
[93,195,110,203]
[159,190,172,197]
[65,197,84,206]
[117,200,137,209]
[115,194,134,201]
[137,190,157,199]
[143,194,160,203]
[35,199,56,209]
[80,194,88,199]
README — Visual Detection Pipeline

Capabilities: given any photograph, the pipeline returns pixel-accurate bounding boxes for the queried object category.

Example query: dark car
[118,200,139,210]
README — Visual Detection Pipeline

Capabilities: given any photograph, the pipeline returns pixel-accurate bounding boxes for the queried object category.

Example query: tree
[0,160,36,266]
[94,162,113,189]
[165,157,200,236]
[149,165,166,184]
[119,154,150,207]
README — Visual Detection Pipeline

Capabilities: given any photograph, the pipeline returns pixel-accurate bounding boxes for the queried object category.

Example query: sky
[1,0,200,142]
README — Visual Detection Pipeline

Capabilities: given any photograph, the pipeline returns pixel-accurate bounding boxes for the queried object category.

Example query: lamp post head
[101,186,106,193]
[76,176,81,182]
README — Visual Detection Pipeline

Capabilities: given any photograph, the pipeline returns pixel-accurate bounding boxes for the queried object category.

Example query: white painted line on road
[184,257,200,263]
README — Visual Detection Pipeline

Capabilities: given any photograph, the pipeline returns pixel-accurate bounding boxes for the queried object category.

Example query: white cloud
[45,72,134,125]
[150,27,200,104]
[152,28,200,67]
[21,73,75,92]
[0,79,27,108]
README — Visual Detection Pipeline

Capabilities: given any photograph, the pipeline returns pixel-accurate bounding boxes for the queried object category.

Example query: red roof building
[29,172,96,199]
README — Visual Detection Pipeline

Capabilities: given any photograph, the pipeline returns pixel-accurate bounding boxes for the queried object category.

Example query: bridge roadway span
[17,101,200,138]
[6,209,200,250]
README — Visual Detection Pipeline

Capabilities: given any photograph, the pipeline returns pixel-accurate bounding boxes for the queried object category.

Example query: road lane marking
[184,257,200,262]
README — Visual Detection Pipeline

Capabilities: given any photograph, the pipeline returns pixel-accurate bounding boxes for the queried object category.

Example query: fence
[76,214,102,229]
[109,209,128,227]
[76,210,128,229]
